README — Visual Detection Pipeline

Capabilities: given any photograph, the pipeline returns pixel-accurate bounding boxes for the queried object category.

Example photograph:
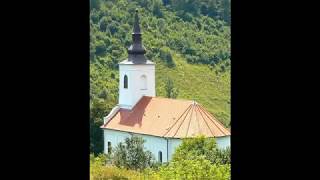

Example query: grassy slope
[155,54,230,126]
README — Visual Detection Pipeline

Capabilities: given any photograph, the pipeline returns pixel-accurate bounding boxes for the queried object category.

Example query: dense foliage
[156,136,231,179]
[173,135,231,165]
[90,0,231,154]
[158,156,230,180]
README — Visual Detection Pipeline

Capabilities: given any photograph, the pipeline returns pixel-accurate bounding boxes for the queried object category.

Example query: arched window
[107,141,112,154]
[141,75,147,90]
[124,75,128,89]
[158,151,162,163]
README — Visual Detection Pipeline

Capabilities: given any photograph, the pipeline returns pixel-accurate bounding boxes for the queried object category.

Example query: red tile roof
[101,96,230,138]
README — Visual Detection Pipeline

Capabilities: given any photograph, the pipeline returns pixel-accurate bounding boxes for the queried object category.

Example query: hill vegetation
[90,0,231,154]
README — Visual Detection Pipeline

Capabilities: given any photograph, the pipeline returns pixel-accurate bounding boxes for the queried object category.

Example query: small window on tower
[158,151,162,163]
[108,141,112,154]
[124,75,128,89]
[141,75,147,90]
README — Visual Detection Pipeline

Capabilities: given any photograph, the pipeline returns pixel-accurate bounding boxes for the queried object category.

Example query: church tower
[118,9,155,110]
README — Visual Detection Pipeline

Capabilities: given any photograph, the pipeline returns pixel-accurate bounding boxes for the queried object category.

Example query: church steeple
[128,9,147,63]
[133,9,141,34]
[119,9,155,110]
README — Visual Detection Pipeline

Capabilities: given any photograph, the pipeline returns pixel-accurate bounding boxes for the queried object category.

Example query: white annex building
[101,10,230,163]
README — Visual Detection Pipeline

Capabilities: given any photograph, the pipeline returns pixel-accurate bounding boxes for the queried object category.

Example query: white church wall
[103,129,168,162]
[216,135,231,149]
[119,64,155,109]
[118,68,132,109]
[103,129,130,154]
[104,129,230,163]
[168,138,182,161]
[140,134,168,163]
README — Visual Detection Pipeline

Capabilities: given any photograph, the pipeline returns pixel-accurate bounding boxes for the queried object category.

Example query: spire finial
[133,8,141,34]
[127,8,147,63]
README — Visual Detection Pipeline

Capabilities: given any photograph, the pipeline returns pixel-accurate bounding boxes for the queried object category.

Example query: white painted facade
[104,129,169,162]
[216,135,231,149]
[119,63,155,110]
[103,128,230,163]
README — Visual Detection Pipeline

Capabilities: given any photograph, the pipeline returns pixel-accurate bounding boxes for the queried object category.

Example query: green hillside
[90,0,230,153]
[156,53,230,125]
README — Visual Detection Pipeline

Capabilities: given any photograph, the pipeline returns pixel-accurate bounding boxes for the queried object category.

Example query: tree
[165,77,179,99]
[160,47,175,67]
[215,146,231,164]
[162,0,171,6]
[107,21,119,35]
[152,0,164,18]
[99,16,109,32]
[173,135,230,165]
[90,98,109,154]
[222,0,231,24]
[90,42,96,61]
[90,0,101,10]
[152,136,231,179]
[90,10,100,24]
[113,136,155,170]
[95,40,106,56]
[98,89,108,99]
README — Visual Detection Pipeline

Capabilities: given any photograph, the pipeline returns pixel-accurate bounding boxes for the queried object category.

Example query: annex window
[158,151,162,163]
[140,75,147,90]
[124,75,128,89]
[107,141,112,154]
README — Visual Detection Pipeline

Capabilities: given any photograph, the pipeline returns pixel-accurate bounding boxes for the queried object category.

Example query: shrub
[95,40,106,56]
[110,72,115,79]
[220,64,226,72]
[107,21,119,35]
[173,135,230,165]
[99,16,109,31]
[90,10,99,24]
[90,0,101,10]
[152,0,164,17]
[215,147,231,164]
[98,89,108,99]
[165,77,179,99]
[158,156,230,180]
[90,162,149,179]
[160,47,175,67]
[173,135,216,161]
[112,136,155,170]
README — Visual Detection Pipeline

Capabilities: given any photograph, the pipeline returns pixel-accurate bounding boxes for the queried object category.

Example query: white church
[101,10,230,163]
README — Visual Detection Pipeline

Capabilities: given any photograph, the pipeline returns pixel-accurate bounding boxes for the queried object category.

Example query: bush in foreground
[113,136,155,170]
[157,156,230,180]
[173,135,231,165]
